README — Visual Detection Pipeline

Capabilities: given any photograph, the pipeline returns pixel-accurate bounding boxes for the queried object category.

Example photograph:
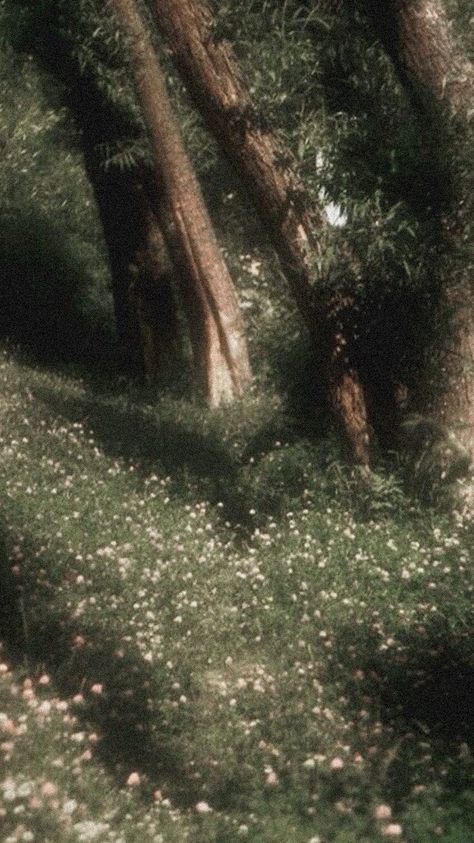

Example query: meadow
[0,346,473,843]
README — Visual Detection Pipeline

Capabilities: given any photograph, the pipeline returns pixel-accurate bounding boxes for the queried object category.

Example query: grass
[0,346,473,843]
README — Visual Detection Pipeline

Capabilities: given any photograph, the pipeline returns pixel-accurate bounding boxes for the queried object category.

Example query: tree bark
[360,0,474,119]
[109,0,251,406]
[361,0,474,466]
[150,0,372,465]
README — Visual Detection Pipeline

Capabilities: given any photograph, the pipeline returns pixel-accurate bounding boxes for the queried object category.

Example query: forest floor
[0,346,473,843]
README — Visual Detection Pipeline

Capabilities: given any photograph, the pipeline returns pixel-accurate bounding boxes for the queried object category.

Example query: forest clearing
[0,1,473,840]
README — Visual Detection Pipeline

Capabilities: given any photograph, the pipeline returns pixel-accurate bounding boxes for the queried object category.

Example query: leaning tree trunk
[10,1,181,380]
[360,0,474,120]
[110,0,251,406]
[362,0,474,460]
[63,54,181,379]
[151,0,372,465]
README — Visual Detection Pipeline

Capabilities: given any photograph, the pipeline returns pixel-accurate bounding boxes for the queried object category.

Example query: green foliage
[0,45,116,362]
[0,351,473,841]
[208,0,473,407]
[0,2,472,838]
[399,415,472,505]
[0,212,114,362]
[1,0,145,161]
[0,0,282,377]
[1,0,468,392]
[0,2,471,376]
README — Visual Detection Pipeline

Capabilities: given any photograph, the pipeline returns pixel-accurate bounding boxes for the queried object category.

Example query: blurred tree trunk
[85,162,143,368]
[110,0,251,406]
[150,0,371,465]
[362,0,474,460]
[83,156,179,379]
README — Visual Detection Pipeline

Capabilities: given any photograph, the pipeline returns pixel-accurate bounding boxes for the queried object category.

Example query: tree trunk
[360,0,474,119]
[66,61,181,378]
[7,2,180,379]
[83,158,179,377]
[150,0,372,465]
[88,163,143,368]
[361,0,474,466]
[128,172,181,382]
[110,0,251,406]
[414,271,474,482]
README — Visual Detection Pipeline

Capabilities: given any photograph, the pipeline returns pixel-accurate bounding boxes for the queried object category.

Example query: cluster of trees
[1,1,473,475]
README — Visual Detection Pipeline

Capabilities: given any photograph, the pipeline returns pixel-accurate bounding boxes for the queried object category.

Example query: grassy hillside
[0,347,473,842]
[0,4,473,840]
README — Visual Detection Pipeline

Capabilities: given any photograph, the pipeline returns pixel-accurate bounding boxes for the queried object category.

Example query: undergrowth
[0,348,473,843]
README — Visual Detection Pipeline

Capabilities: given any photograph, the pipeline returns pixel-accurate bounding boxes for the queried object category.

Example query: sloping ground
[0,347,473,843]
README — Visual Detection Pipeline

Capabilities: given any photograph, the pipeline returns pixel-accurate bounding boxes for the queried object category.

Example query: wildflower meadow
[0,348,472,842]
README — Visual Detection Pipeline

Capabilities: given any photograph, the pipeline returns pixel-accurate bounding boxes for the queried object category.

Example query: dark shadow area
[32,384,244,510]
[379,641,474,746]
[259,331,328,438]
[331,618,474,809]
[30,380,331,532]
[0,209,117,367]
[0,523,200,806]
